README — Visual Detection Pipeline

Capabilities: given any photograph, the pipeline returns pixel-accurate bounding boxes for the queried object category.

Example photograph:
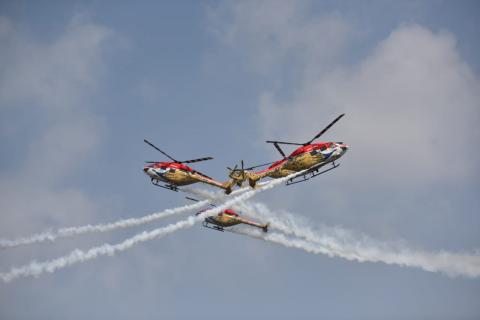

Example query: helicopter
[187,197,269,232]
[229,114,349,188]
[143,139,235,194]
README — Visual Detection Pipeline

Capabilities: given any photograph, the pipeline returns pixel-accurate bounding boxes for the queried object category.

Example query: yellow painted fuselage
[245,142,348,186]
[144,162,234,193]
[203,210,268,232]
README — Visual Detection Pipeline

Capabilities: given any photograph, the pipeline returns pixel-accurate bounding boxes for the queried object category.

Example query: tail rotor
[227,160,246,187]
[227,160,275,189]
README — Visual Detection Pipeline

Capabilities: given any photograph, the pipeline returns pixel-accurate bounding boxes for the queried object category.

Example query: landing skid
[286,162,340,186]
[151,179,179,192]
[202,221,224,232]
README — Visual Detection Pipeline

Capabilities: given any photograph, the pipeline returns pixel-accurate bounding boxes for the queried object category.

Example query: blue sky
[0,1,479,319]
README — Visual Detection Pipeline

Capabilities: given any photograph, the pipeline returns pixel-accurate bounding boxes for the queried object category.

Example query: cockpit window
[160,166,167,170]
[320,145,327,151]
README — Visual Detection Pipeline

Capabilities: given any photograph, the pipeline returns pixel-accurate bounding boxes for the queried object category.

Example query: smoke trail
[0,170,302,282]
[0,200,210,249]
[0,180,261,249]
[235,202,480,278]
[0,216,197,283]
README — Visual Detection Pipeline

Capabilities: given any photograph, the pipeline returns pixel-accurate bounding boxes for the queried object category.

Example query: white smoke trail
[235,202,480,278]
[0,200,210,249]
[0,170,302,282]
[0,216,197,283]
[0,180,261,249]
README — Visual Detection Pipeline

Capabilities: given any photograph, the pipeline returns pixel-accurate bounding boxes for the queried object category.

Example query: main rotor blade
[228,159,275,172]
[227,164,238,172]
[305,113,345,145]
[244,160,277,170]
[180,157,214,164]
[273,142,286,158]
[144,139,178,162]
[266,140,304,146]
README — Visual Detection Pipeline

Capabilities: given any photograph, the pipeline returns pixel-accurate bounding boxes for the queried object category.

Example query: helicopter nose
[143,167,149,173]
[341,144,349,152]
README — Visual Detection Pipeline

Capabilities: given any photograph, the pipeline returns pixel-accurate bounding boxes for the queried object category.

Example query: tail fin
[262,223,269,233]
[222,179,235,194]
[245,171,260,189]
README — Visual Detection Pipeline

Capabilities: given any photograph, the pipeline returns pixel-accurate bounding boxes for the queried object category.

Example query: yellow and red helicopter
[229,114,349,188]
[187,197,269,232]
[143,139,235,194]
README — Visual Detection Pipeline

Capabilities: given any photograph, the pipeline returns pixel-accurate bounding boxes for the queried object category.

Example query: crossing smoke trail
[0,181,261,249]
[149,181,480,278]
[0,170,303,283]
[234,202,480,278]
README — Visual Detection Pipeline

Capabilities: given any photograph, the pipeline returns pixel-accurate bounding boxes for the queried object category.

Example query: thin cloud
[257,24,480,185]
[0,16,113,236]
